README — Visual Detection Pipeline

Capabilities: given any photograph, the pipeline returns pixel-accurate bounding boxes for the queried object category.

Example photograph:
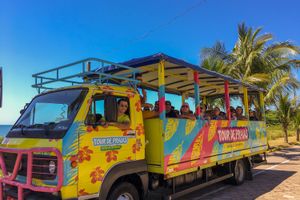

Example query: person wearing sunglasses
[179,103,195,120]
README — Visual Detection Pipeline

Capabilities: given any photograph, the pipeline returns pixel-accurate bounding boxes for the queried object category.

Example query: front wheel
[108,182,139,200]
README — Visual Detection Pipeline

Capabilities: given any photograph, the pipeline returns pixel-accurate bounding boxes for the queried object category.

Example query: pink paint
[159,96,166,114]
[217,127,249,143]
[224,81,231,121]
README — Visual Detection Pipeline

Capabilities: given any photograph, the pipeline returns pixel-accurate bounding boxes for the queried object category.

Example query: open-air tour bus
[0,53,268,200]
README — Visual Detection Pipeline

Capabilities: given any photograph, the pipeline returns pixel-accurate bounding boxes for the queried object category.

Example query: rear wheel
[108,182,139,200]
[229,160,246,185]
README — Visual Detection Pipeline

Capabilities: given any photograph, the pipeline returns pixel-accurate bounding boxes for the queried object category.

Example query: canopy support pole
[259,91,265,121]
[243,87,249,119]
[194,71,200,119]
[158,60,166,121]
[224,81,231,121]
[181,92,186,104]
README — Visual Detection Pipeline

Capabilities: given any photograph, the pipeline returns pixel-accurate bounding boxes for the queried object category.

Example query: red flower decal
[105,150,118,162]
[126,88,135,98]
[86,126,93,133]
[132,139,142,153]
[78,188,89,196]
[86,126,98,132]
[90,166,104,184]
[78,146,93,163]
[122,128,133,136]
[136,124,144,136]
[69,155,78,167]
[100,85,114,91]
[135,100,142,112]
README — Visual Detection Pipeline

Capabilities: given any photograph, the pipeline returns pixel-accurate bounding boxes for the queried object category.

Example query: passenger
[136,73,147,105]
[154,101,159,112]
[104,99,130,129]
[220,111,226,119]
[212,107,225,120]
[236,106,247,120]
[230,106,235,114]
[179,103,196,120]
[143,101,159,119]
[231,109,238,120]
[166,101,178,118]
[172,106,180,116]
[200,104,206,119]
[142,103,153,111]
[249,110,258,121]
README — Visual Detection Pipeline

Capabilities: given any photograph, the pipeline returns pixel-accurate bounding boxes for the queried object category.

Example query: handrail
[32,57,140,93]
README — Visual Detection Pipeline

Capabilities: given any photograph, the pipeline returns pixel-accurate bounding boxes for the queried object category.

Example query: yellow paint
[185,120,196,135]
[158,60,165,86]
[243,87,249,118]
[164,119,179,141]
[208,120,217,141]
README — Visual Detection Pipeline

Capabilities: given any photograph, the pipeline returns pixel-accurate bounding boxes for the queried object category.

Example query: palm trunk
[297,128,300,142]
[284,128,288,143]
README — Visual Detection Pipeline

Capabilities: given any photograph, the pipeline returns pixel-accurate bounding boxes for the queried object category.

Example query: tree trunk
[284,128,288,143]
[297,128,300,142]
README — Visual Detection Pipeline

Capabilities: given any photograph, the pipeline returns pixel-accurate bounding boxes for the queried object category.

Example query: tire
[108,182,140,200]
[229,160,246,185]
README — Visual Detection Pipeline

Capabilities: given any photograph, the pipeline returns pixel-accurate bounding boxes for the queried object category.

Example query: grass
[266,125,296,140]
[267,125,300,150]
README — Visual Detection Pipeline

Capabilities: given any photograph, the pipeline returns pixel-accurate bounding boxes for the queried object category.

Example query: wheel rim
[235,161,244,182]
[117,192,134,200]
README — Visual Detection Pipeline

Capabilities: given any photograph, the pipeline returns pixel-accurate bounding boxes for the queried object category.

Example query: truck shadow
[183,169,297,200]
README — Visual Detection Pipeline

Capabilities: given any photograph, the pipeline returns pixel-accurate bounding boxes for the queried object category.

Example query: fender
[99,159,148,200]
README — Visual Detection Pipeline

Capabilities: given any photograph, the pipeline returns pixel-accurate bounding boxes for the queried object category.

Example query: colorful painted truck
[0,53,268,200]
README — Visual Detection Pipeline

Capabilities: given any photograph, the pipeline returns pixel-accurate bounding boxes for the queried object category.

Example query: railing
[32,57,140,93]
[0,147,63,200]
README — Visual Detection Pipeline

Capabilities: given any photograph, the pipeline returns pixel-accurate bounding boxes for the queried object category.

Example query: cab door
[77,93,137,197]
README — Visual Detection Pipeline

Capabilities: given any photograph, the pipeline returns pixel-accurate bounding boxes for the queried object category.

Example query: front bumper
[0,147,63,200]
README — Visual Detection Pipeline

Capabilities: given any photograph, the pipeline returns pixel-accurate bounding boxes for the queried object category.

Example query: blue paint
[164,119,206,156]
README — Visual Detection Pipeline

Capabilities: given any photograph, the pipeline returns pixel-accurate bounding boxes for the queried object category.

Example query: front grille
[3,153,57,180]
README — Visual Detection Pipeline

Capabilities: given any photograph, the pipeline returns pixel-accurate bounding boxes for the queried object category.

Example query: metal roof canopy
[96,53,265,97]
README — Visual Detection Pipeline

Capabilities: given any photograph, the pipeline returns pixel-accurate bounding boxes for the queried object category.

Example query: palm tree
[293,110,300,142]
[200,23,300,103]
[275,94,294,143]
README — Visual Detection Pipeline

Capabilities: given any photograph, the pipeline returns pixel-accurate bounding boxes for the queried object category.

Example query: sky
[0,0,300,124]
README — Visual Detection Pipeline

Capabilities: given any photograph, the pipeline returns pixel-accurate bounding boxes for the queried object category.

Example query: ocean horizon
[0,125,12,137]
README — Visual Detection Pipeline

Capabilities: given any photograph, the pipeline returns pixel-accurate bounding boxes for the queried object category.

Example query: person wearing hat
[179,102,195,120]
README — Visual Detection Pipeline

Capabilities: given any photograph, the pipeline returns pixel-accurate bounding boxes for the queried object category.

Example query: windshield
[7,88,88,139]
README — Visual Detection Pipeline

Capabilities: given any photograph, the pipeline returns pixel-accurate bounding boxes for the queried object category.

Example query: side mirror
[20,109,25,115]
[20,103,29,115]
